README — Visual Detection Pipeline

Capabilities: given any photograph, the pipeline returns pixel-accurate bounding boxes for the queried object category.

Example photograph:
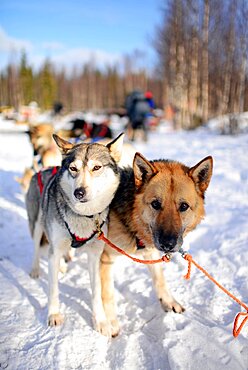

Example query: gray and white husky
[25,133,124,335]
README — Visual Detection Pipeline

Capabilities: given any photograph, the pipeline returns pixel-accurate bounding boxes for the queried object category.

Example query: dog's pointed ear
[106,133,124,162]
[188,156,213,194]
[133,152,157,188]
[53,134,74,155]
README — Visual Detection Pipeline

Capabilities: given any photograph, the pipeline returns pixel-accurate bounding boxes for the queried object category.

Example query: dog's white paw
[59,258,68,274]
[29,268,39,279]
[94,319,120,338]
[48,313,64,326]
[109,319,120,338]
[160,297,185,314]
[94,319,112,337]
[64,249,75,262]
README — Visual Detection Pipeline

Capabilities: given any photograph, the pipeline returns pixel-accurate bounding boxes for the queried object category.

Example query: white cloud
[49,47,122,70]
[41,41,65,51]
[0,26,32,53]
[0,27,122,71]
[0,27,150,72]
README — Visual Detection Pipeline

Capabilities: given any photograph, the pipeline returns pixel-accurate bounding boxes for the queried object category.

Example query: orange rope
[183,254,248,338]
[97,232,170,264]
[97,229,248,338]
[233,313,248,338]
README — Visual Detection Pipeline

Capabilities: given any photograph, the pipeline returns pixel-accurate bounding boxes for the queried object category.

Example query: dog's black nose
[74,187,86,200]
[160,234,178,252]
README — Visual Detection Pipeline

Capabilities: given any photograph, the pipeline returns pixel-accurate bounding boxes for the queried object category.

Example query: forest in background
[0,0,247,129]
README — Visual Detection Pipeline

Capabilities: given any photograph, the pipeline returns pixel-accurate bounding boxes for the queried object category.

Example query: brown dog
[100,153,213,336]
[27,123,62,168]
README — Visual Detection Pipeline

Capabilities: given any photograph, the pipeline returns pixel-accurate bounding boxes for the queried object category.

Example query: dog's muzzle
[154,231,183,253]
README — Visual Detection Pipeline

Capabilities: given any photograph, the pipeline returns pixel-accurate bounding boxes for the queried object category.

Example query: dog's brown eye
[92,165,102,171]
[151,200,162,210]
[179,202,189,212]
[70,166,78,172]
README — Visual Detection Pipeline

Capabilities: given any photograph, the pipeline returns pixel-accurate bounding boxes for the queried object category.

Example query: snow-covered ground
[0,122,248,370]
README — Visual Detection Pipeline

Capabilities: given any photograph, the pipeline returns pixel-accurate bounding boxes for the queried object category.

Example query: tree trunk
[220,1,237,114]
[202,0,209,122]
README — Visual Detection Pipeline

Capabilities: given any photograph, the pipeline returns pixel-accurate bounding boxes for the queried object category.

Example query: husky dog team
[25,132,213,337]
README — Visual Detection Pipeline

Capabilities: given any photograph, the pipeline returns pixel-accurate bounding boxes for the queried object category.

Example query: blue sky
[0,0,163,71]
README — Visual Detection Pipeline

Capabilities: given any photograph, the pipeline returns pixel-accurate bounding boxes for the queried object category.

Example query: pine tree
[19,50,34,105]
[38,59,57,109]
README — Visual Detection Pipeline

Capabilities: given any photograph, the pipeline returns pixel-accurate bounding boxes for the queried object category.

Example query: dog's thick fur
[25,133,124,335]
[18,124,62,196]
[27,123,62,167]
[100,153,213,336]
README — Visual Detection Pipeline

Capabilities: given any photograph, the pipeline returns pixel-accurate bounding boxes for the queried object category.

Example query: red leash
[97,229,248,338]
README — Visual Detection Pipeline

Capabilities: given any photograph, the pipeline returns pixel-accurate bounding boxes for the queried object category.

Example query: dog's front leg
[87,240,112,337]
[30,210,43,279]
[48,244,64,326]
[144,249,185,313]
[100,250,120,337]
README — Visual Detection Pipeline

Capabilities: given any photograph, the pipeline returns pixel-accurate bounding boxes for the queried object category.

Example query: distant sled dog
[26,133,124,332]
[100,153,213,337]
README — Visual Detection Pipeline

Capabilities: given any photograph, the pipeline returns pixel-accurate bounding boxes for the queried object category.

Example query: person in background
[145,91,155,110]
[53,101,63,116]
[144,91,158,131]
[125,90,150,141]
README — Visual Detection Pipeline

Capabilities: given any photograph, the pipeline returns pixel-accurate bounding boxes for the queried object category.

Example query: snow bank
[0,126,247,369]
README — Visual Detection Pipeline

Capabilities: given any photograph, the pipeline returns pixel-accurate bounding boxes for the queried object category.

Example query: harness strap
[37,166,58,195]
[97,125,108,138]
[64,220,105,249]
[83,123,92,138]
[37,171,44,194]
[136,237,145,250]
[51,166,58,176]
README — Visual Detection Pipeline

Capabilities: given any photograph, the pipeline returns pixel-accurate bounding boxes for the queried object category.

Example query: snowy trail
[0,127,248,370]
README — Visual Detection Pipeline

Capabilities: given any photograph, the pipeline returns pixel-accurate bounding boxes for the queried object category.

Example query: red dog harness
[37,166,58,194]
[64,219,105,249]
